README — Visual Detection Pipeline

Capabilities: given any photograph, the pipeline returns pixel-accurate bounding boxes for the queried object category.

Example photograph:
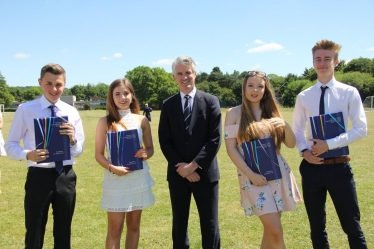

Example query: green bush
[94,106,106,110]
[83,102,91,110]
[4,108,17,112]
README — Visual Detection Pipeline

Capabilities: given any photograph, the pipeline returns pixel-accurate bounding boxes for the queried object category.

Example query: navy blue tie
[183,95,192,132]
[319,86,328,115]
[49,105,64,174]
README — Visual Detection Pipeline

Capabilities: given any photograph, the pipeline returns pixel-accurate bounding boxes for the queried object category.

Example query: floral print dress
[225,124,302,216]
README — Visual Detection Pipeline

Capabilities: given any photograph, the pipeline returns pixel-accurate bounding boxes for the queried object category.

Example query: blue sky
[1,0,373,88]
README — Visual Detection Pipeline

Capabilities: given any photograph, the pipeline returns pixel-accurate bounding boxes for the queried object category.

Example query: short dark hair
[40,63,66,82]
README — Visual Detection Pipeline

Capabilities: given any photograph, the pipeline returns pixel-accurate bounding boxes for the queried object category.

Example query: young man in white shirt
[292,40,367,249]
[5,63,85,249]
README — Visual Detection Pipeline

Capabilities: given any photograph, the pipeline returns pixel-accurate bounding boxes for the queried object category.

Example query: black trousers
[168,180,220,249]
[300,159,367,249]
[24,166,76,249]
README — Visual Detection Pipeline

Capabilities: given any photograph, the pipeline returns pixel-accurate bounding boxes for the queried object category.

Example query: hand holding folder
[309,112,349,158]
[242,137,282,182]
[34,116,71,163]
[107,129,143,171]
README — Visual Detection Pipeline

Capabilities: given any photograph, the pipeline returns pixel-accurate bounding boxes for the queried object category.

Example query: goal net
[363,96,374,111]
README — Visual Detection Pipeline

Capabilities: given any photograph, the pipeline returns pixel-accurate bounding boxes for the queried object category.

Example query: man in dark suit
[158,56,221,249]
[143,103,152,121]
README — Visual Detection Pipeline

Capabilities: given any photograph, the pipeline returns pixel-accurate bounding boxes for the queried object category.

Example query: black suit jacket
[158,90,221,184]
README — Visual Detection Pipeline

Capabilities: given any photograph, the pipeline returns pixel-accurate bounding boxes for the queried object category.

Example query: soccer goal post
[363,96,374,111]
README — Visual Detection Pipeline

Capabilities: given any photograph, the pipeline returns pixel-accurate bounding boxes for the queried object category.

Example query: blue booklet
[309,111,349,158]
[242,137,282,181]
[107,129,143,171]
[34,116,71,163]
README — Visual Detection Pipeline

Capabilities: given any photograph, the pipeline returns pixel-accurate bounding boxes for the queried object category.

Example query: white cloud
[254,39,264,44]
[62,48,68,53]
[113,53,123,58]
[152,59,174,65]
[367,47,374,51]
[250,64,261,70]
[14,53,31,59]
[247,43,284,53]
[100,53,122,60]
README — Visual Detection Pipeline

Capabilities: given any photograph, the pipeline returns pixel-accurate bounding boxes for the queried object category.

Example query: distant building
[60,95,76,106]
[11,102,24,108]
[74,100,106,110]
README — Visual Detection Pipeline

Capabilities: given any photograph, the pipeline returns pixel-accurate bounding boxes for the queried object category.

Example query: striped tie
[183,95,191,131]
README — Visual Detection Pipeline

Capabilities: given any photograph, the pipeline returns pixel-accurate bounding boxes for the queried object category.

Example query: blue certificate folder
[309,112,349,158]
[107,129,143,171]
[242,137,282,181]
[34,116,71,163]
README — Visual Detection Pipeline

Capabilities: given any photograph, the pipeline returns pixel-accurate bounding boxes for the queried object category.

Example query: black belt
[323,156,350,165]
[28,165,72,173]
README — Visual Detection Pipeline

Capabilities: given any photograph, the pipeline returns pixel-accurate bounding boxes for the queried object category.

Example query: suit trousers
[299,159,367,249]
[24,166,76,249]
[168,180,220,249]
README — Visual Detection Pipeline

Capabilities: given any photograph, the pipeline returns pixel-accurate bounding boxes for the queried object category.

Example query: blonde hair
[238,71,284,153]
[312,39,342,60]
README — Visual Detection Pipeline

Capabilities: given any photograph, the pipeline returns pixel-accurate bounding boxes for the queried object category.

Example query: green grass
[0,109,373,249]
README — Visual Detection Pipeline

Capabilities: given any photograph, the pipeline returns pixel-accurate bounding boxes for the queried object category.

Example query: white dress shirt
[180,87,196,112]
[292,78,367,152]
[5,95,85,168]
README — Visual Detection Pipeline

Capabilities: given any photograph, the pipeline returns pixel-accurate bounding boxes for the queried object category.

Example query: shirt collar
[180,87,197,99]
[316,78,337,89]
[40,94,62,111]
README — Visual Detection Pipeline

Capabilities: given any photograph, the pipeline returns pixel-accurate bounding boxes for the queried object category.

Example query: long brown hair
[106,78,140,130]
[238,71,284,153]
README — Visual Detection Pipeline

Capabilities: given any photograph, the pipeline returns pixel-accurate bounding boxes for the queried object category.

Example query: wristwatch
[299,148,308,157]
[70,139,77,146]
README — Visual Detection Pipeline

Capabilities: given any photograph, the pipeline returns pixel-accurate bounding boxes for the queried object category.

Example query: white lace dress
[101,109,155,212]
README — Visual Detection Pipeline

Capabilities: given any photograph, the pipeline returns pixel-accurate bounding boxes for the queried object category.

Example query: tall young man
[5,63,85,249]
[158,56,221,248]
[292,40,367,248]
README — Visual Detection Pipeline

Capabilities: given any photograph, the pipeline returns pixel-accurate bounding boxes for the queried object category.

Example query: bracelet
[108,164,112,172]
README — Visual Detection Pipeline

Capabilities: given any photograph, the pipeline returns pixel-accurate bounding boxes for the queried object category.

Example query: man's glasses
[247,71,267,78]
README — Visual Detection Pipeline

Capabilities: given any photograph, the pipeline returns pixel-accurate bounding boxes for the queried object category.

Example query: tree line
[1,57,373,109]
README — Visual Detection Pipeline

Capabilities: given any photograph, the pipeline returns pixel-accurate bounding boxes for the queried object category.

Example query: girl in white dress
[0,113,6,194]
[95,78,155,249]
[225,71,301,249]
[0,113,6,156]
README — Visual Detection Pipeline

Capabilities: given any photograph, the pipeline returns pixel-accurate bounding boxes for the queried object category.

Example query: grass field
[0,108,373,249]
